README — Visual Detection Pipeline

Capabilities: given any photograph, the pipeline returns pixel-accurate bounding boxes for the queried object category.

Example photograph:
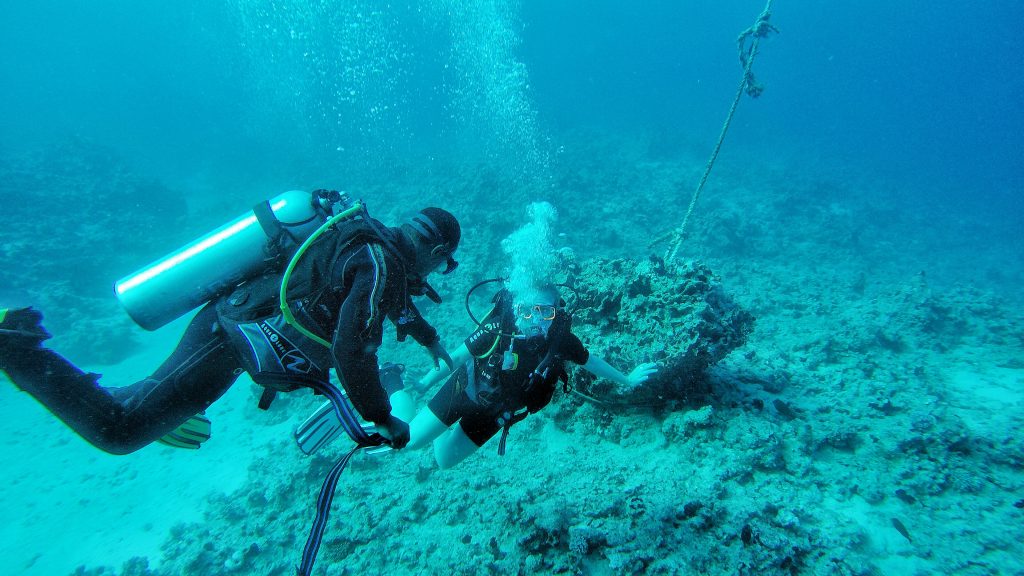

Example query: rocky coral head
[569,256,754,406]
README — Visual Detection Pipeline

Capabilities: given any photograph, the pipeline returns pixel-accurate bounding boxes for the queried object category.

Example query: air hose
[279,203,363,347]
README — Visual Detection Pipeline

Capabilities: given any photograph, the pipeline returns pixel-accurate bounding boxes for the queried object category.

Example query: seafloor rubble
[69,253,761,576]
[15,137,1024,576]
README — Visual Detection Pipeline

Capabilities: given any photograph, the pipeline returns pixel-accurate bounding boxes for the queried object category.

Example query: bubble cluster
[228,1,550,181]
[231,1,412,161]
[501,201,559,303]
[426,0,551,186]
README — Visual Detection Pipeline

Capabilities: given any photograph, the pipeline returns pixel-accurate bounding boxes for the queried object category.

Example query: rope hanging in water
[662,0,778,263]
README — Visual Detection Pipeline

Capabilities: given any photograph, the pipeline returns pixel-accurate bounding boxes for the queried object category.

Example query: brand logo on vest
[258,320,313,374]
[282,350,310,373]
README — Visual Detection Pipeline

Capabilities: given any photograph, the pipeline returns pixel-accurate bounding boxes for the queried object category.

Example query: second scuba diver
[297,282,659,468]
[401,283,658,468]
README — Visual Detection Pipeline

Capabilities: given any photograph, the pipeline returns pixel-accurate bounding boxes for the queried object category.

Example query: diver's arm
[417,342,470,391]
[388,300,439,346]
[582,356,659,388]
[331,249,392,425]
[387,302,452,371]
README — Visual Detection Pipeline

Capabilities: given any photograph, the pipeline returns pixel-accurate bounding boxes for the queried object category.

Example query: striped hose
[296,379,386,576]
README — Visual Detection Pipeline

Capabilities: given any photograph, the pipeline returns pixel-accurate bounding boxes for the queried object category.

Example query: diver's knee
[434,450,457,470]
[86,437,143,455]
[95,441,140,456]
[86,429,149,455]
[407,410,447,450]
[434,447,471,470]
[389,390,415,423]
[432,428,477,469]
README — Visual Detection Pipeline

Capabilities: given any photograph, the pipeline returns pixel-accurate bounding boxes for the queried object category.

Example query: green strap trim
[0,309,8,323]
[157,433,201,450]
[472,306,502,359]
[280,204,363,349]
[476,334,502,359]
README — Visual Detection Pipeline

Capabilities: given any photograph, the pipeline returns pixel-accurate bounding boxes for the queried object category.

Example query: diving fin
[295,366,406,455]
[157,412,212,449]
[295,400,346,455]
[294,400,392,456]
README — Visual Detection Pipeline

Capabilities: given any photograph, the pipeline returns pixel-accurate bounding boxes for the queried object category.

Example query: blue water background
[2,2,1023,574]
[2,1,1020,205]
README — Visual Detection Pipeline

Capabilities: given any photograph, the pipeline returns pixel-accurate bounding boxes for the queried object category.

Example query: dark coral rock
[568,257,754,407]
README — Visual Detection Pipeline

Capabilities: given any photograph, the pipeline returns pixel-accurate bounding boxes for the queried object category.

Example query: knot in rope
[738,6,778,98]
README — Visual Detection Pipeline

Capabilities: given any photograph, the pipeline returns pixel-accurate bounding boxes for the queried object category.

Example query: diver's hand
[425,339,454,372]
[627,363,659,386]
[374,415,410,449]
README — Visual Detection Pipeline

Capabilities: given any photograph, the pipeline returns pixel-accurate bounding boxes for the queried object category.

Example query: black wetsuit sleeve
[330,245,393,424]
[563,332,590,366]
[389,300,439,346]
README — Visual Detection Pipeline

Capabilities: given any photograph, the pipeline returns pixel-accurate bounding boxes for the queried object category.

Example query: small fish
[773,399,796,420]
[894,489,916,505]
[891,518,912,543]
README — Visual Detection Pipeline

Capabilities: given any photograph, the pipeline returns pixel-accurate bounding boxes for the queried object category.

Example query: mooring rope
[661,0,777,262]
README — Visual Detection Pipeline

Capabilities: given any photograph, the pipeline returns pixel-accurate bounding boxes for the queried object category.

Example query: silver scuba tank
[115,190,344,331]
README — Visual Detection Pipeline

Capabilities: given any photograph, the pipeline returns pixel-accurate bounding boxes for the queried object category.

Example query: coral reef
[4,134,1022,576]
[569,256,755,407]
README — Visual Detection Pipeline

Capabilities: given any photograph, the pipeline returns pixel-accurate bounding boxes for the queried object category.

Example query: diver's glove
[0,307,51,352]
[373,414,410,449]
[425,339,454,372]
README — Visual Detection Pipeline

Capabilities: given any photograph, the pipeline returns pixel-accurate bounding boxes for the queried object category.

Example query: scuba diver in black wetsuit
[400,283,659,468]
[0,191,461,455]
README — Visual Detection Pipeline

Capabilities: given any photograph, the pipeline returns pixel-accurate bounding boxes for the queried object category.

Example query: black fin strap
[295,378,387,576]
[498,424,511,456]
[257,388,277,411]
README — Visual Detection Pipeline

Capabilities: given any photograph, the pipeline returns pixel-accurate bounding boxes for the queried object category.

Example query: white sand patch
[0,317,286,575]
[945,358,1024,433]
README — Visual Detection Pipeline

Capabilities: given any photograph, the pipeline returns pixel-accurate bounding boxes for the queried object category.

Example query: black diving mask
[428,243,458,275]
[442,254,459,275]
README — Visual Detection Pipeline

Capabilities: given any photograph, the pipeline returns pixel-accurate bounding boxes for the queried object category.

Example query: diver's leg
[1,307,119,446]
[389,389,416,423]
[410,368,473,452]
[2,346,117,439]
[432,423,481,469]
[405,407,449,450]
[1,304,241,454]
[102,304,242,452]
[380,362,415,422]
